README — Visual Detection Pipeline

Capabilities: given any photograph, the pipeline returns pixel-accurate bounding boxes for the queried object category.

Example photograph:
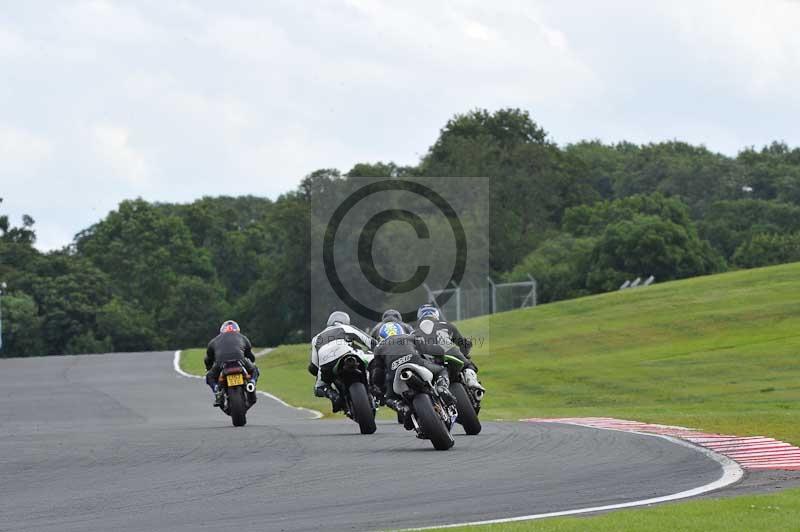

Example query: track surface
[0,352,725,531]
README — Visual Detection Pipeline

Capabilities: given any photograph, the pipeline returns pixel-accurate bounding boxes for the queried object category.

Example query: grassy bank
[457,261,800,444]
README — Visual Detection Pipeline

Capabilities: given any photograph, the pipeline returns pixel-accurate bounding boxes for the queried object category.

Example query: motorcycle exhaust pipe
[246,382,256,393]
[473,389,484,401]
[400,369,414,381]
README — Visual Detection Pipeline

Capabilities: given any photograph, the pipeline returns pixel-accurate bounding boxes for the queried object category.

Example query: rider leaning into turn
[205,320,260,407]
[370,322,455,428]
[413,304,484,392]
[368,308,413,341]
[308,311,376,413]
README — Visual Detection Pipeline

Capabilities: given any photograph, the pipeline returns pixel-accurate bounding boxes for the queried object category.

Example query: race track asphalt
[0,352,726,531]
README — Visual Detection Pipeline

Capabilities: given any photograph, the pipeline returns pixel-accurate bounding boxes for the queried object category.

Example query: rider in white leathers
[308,311,376,412]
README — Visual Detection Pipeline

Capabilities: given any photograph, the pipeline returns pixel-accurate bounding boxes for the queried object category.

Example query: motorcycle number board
[226,374,244,387]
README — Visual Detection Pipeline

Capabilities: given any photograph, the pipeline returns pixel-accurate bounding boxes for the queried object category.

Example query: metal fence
[423,276,537,321]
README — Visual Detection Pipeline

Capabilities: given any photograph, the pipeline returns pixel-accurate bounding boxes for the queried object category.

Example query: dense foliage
[3,109,800,356]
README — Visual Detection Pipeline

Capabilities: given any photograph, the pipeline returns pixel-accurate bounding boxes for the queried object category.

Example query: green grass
[179,263,800,529]
[454,262,800,444]
[435,487,800,531]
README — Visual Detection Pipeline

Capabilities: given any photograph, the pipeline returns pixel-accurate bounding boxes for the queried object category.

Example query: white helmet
[327,311,351,326]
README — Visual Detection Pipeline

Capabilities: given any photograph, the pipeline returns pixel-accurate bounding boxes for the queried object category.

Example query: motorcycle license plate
[226,374,244,387]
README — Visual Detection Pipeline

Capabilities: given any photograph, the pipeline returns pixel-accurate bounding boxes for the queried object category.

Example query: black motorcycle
[442,358,483,435]
[392,361,457,450]
[216,360,257,427]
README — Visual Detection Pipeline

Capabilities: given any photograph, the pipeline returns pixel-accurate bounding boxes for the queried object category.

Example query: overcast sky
[2,0,799,250]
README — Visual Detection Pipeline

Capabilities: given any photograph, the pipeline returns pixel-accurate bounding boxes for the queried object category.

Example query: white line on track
[403,428,743,530]
[173,350,323,419]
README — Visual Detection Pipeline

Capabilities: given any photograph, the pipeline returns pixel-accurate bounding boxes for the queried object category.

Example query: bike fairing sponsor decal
[318,342,353,366]
[391,354,413,370]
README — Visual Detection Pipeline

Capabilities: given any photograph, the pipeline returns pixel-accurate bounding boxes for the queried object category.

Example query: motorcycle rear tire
[413,394,454,450]
[228,387,247,427]
[451,382,481,435]
[348,382,377,434]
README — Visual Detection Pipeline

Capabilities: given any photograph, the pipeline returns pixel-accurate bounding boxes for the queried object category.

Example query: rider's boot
[327,389,344,413]
[386,397,413,430]
[435,376,456,406]
[213,385,225,407]
[463,368,485,391]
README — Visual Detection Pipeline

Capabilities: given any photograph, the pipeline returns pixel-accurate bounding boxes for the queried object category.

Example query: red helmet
[220,320,240,334]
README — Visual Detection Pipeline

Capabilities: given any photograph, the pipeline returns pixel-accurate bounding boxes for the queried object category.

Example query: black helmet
[381,309,402,323]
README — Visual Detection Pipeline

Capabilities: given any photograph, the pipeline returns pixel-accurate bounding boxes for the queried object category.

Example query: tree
[419,108,598,273]
[732,233,800,268]
[736,142,800,202]
[76,199,218,316]
[612,141,740,214]
[158,276,229,348]
[505,233,596,303]
[96,298,159,352]
[0,198,36,245]
[564,193,696,238]
[347,162,416,177]
[586,215,724,291]
[0,293,44,356]
[15,254,113,355]
[699,199,800,260]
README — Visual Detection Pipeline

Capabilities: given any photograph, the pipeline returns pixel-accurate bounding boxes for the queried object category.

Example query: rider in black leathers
[369,309,413,341]
[205,320,260,407]
[369,324,454,427]
[413,304,483,391]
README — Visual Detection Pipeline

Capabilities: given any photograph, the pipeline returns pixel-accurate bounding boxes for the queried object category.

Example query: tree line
[2,108,800,356]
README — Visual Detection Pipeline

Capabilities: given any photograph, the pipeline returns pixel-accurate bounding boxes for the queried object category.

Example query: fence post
[526,274,538,307]
[486,277,496,314]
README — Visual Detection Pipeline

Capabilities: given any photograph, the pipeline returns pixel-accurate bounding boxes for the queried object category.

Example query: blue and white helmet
[378,322,403,340]
[417,304,440,321]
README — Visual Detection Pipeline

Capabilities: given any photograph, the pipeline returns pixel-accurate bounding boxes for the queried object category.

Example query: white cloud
[0,125,52,174]
[1,1,799,249]
[666,0,800,98]
[90,124,150,186]
[0,28,30,58]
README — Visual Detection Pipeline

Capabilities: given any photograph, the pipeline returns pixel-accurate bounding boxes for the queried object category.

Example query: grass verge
[432,487,800,531]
